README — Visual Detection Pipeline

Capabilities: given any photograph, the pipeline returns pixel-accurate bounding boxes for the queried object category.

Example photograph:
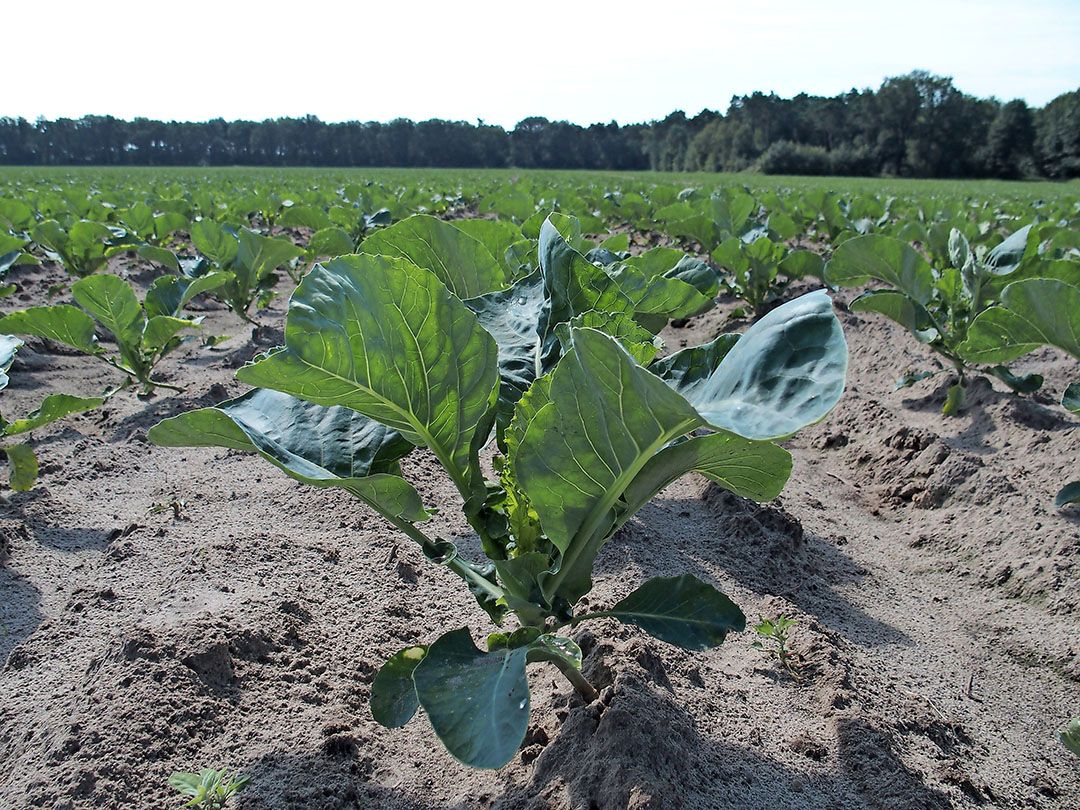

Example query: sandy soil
[0,247,1078,810]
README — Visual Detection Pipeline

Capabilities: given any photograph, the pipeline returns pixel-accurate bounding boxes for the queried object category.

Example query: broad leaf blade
[370,645,428,728]
[960,279,1080,364]
[4,394,103,436]
[0,305,98,353]
[148,388,427,523]
[825,235,935,304]
[360,214,507,299]
[600,574,745,650]
[71,274,146,350]
[849,290,938,342]
[412,628,530,769]
[682,291,847,440]
[623,430,793,513]
[1055,482,1080,509]
[236,254,499,496]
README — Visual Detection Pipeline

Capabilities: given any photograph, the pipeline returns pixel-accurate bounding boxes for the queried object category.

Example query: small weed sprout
[752,614,799,676]
[167,769,250,809]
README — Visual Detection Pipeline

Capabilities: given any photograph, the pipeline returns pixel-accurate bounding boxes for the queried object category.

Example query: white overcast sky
[7,0,1079,126]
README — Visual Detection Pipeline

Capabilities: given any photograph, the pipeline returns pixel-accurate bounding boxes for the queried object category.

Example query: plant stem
[549,657,599,702]
[387,515,505,601]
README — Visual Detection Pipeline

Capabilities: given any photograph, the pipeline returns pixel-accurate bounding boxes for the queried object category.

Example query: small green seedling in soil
[752,614,800,677]
[168,768,250,809]
[0,273,217,396]
[150,214,849,769]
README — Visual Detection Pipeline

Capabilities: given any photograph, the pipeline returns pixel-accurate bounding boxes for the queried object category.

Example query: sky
[7,0,1079,127]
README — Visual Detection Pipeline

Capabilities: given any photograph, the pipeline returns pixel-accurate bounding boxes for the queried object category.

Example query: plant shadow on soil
[233,660,950,810]
[0,557,43,664]
[598,485,911,649]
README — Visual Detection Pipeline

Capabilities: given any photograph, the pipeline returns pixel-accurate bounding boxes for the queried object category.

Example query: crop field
[0,166,1078,809]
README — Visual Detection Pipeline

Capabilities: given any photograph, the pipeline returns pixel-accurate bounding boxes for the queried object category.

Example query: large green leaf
[144,272,230,319]
[71,274,146,351]
[235,254,498,497]
[607,264,712,320]
[360,214,507,299]
[677,291,847,440]
[514,328,703,603]
[370,645,428,728]
[622,430,792,513]
[515,328,702,556]
[825,234,935,305]
[538,217,634,337]
[849,290,938,342]
[4,394,103,437]
[959,279,1080,364]
[236,228,304,289]
[451,219,524,277]
[984,224,1032,275]
[148,388,426,523]
[587,574,745,650]
[650,334,740,401]
[412,627,530,769]
[190,219,239,266]
[0,305,99,353]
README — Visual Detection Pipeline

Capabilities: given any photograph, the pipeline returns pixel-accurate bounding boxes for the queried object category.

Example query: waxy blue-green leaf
[589,574,745,650]
[679,291,848,440]
[650,334,740,401]
[4,393,103,437]
[985,224,1032,275]
[360,214,507,299]
[0,305,99,353]
[412,628,530,769]
[1055,482,1080,509]
[236,254,499,496]
[0,334,22,390]
[148,388,427,523]
[825,234,935,305]
[1062,383,1080,414]
[959,279,1080,364]
[370,645,428,728]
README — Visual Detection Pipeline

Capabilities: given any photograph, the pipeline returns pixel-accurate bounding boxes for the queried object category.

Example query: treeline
[1,72,1078,179]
